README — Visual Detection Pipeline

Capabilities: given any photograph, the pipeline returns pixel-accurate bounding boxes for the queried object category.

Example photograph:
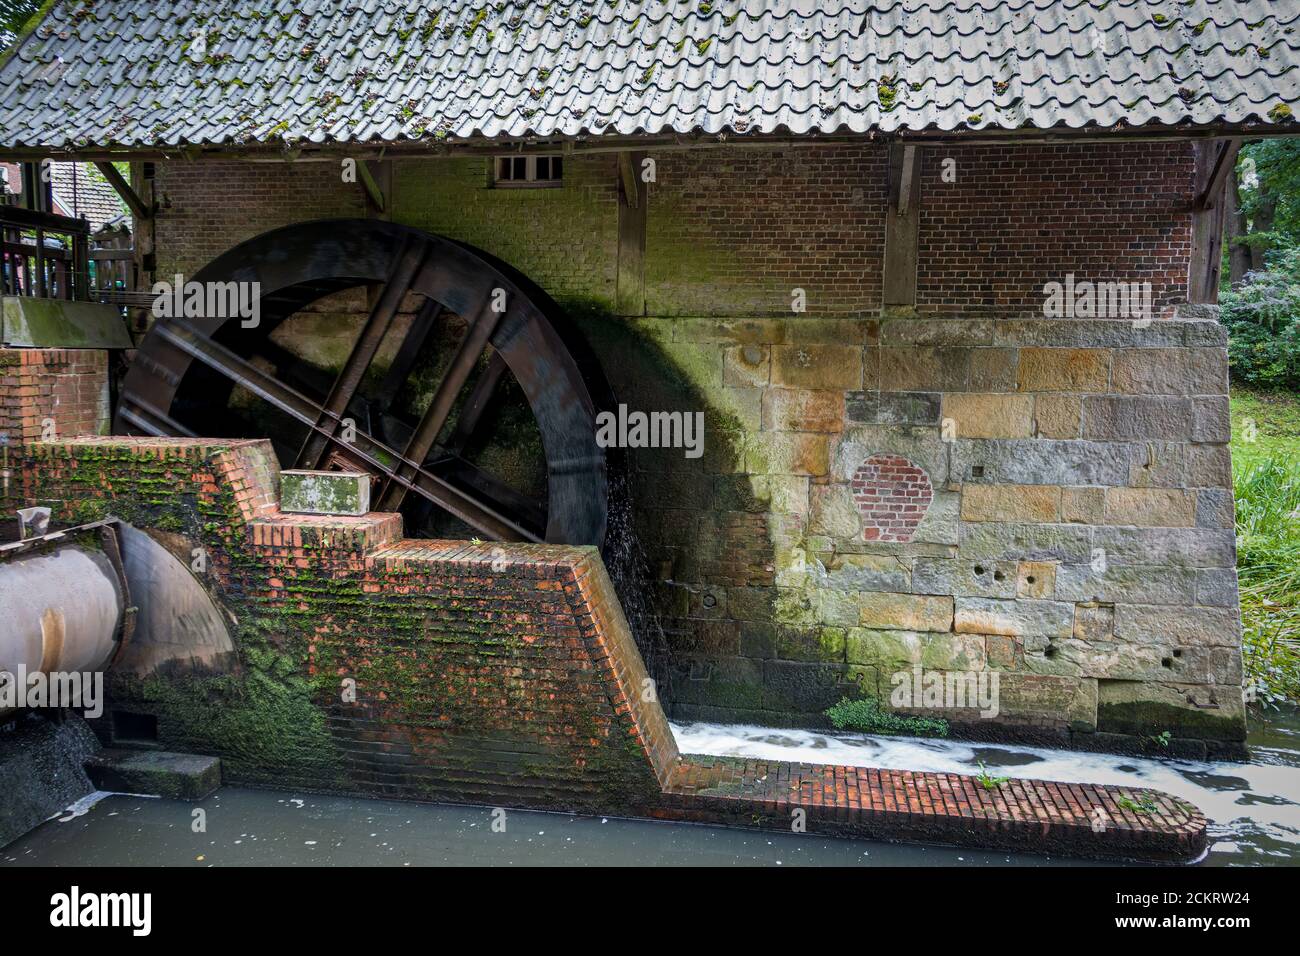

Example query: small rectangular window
[494,155,563,188]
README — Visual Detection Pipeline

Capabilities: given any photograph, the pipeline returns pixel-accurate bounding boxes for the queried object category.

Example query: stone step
[84,749,220,801]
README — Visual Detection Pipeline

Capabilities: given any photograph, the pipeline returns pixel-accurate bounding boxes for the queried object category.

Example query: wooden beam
[615,151,647,317]
[883,143,922,307]
[617,151,639,209]
[1188,139,1236,303]
[94,161,152,219]
[358,159,386,213]
[1194,138,1242,210]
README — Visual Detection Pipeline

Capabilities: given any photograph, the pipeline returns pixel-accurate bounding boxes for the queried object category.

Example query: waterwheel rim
[115,219,608,547]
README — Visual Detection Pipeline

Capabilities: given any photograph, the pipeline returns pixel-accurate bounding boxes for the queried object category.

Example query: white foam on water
[671,721,1300,853]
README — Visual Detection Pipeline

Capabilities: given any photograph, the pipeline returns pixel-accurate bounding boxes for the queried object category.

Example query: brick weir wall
[2,435,1208,861]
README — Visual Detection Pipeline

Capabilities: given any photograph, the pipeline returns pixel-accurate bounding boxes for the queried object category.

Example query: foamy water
[671,720,1300,863]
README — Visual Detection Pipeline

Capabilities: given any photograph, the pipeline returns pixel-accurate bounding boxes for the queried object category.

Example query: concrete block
[280,470,371,516]
[84,749,221,800]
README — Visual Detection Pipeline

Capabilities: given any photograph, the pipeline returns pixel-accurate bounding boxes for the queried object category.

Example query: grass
[1230,387,1300,706]
[824,696,949,738]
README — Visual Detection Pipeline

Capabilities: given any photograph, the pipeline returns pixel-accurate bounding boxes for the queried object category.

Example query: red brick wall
[645,146,889,315]
[153,161,366,276]
[14,437,678,809]
[852,453,934,543]
[149,141,1198,316]
[0,348,108,445]
[916,142,1195,314]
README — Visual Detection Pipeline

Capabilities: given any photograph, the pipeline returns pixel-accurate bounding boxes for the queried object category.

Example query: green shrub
[825,696,949,738]
[1223,249,1300,391]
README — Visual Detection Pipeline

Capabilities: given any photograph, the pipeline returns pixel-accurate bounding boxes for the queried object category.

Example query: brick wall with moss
[9,438,676,807]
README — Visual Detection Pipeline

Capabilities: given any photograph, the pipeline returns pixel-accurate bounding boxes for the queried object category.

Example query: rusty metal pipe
[0,544,125,717]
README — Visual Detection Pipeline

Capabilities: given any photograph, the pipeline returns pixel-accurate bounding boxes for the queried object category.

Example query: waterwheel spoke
[443,350,508,457]
[295,236,428,469]
[373,298,443,414]
[377,298,505,512]
[153,317,540,542]
[426,452,547,535]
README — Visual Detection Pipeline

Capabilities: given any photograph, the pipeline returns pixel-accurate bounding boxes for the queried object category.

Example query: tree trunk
[1227,174,1252,287]
[1250,194,1276,273]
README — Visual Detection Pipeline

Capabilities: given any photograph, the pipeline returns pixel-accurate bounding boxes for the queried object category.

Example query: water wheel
[115,219,609,546]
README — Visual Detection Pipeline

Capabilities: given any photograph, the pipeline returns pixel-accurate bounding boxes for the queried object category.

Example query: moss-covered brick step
[84,749,221,800]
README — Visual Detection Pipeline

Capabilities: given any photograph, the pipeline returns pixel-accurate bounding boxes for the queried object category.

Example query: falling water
[601,466,675,708]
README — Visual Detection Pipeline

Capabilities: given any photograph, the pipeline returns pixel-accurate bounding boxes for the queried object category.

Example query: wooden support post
[359,159,388,215]
[883,143,922,307]
[616,151,647,317]
[1188,138,1241,303]
[94,161,152,220]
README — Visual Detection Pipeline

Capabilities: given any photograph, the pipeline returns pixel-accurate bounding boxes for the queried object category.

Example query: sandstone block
[1017,347,1111,392]
[859,592,954,632]
[943,393,1034,439]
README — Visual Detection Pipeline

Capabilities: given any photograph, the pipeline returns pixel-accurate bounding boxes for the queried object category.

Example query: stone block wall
[585,312,1245,756]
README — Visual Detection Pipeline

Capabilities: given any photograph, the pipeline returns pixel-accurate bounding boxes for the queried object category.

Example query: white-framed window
[493,155,563,188]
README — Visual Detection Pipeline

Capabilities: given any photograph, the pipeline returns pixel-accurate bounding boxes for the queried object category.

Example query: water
[3,711,1296,867]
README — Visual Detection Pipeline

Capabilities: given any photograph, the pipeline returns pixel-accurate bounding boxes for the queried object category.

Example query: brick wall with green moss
[9,438,676,807]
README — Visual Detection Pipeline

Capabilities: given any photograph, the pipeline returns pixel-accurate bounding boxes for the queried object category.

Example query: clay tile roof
[0,0,1296,151]
[48,162,128,231]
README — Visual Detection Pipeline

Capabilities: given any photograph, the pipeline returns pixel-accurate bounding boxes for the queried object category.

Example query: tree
[1226,139,1300,288]
[1,0,43,52]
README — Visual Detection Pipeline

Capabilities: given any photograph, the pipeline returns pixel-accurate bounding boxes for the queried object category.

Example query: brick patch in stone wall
[852,453,934,542]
